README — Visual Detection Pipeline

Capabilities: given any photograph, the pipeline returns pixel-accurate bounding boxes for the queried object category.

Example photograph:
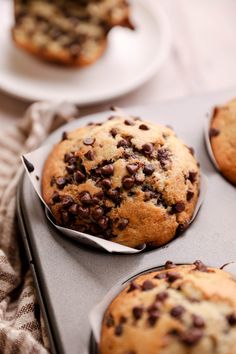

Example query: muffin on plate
[210,99,236,185]
[42,114,200,248]
[12,0,134,67]
[100,261,236,354]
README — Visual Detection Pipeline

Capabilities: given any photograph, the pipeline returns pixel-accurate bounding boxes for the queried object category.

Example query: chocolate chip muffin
[100,261,236,354]
[12,0,133,66]
[210,99,236,185]
[42,115,200,248]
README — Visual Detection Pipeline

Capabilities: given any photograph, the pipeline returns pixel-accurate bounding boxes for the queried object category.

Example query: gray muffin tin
[17,90,236,354]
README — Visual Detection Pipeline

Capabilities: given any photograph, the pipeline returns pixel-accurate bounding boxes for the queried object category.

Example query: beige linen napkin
[0,102,78,354]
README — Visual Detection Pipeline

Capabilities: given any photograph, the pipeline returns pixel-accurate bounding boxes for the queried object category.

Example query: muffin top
[210,99,236,185]
[42,114,200,248]
[100,261,236,354]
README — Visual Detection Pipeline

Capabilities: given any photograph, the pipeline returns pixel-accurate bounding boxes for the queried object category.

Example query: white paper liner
[221,262,236,274]
[89,261,236,345]
[204,109,220,170]
[22,142,207,254]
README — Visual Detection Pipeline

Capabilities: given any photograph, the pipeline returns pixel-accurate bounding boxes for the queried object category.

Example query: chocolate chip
[118,218,129,230]
[227,313,236,326]
[62,131,68,141]
[107,189,121,204]
[110,128,118,137]
[122,176,135,190]
[194,260,208,272]
[126,164,139,175]
[23,157,34,173]
[92,191,103,204]
[98,216,109,230]
[180,328,203,346]
[192,315,205,328]
[127,281,139,293]
[132,306,144,320]
[142,280,155,291]
[148,310,160,326]
[177,221,189,234]
[74,171,86,183]
[172,201,185,213]
[124,119,135,126]
[61,211,69,223]
[56,177,67,189]
[164,261,176,269]
[84,150,94,160]
[119,316,127,324]
[94,190,104,199]
[68,203,78,215]
[92,167,102,178]
[154,272,167,280]
[101,164,114,176]
[50,176,56,187]
[143,164,155,176]
[188,147,195,155]
[78,206,90,218]
[187,190,194,201]
[62,196,74,208]
[114,324,123,336]
[91,207,104,220]
[170,305,185,318]
[142,143,154,156]
[209,128,220,138]
[66,165,76,174]
[157,148,169,168]
[90,224,100,235]
[156,291,168,302]
[101,178,112,189]
[147,301,161,315]
[139,124,149,130]
[64,152,74,163]
[117,139,131,148]
[167,272,182,283]
[106,314,114,327]
[80,192,92,205]
[52,191,60,203]
[188,171,197,184]
[83,137,95,145]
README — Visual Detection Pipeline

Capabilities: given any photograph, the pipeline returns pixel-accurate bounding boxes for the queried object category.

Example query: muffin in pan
[209,99,236,185]
[42,115,200,248]
[100,261,236,354]
[12,0,134,67]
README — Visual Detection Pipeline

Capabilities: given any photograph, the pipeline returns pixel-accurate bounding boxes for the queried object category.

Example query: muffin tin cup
[21,140,208,254]
[17,96,236,354]
[89,261,236,349]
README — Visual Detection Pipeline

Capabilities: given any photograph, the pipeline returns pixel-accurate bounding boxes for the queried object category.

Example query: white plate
[0,0,171,105]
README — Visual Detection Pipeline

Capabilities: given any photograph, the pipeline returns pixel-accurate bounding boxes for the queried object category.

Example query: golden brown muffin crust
[42,115,200,248]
